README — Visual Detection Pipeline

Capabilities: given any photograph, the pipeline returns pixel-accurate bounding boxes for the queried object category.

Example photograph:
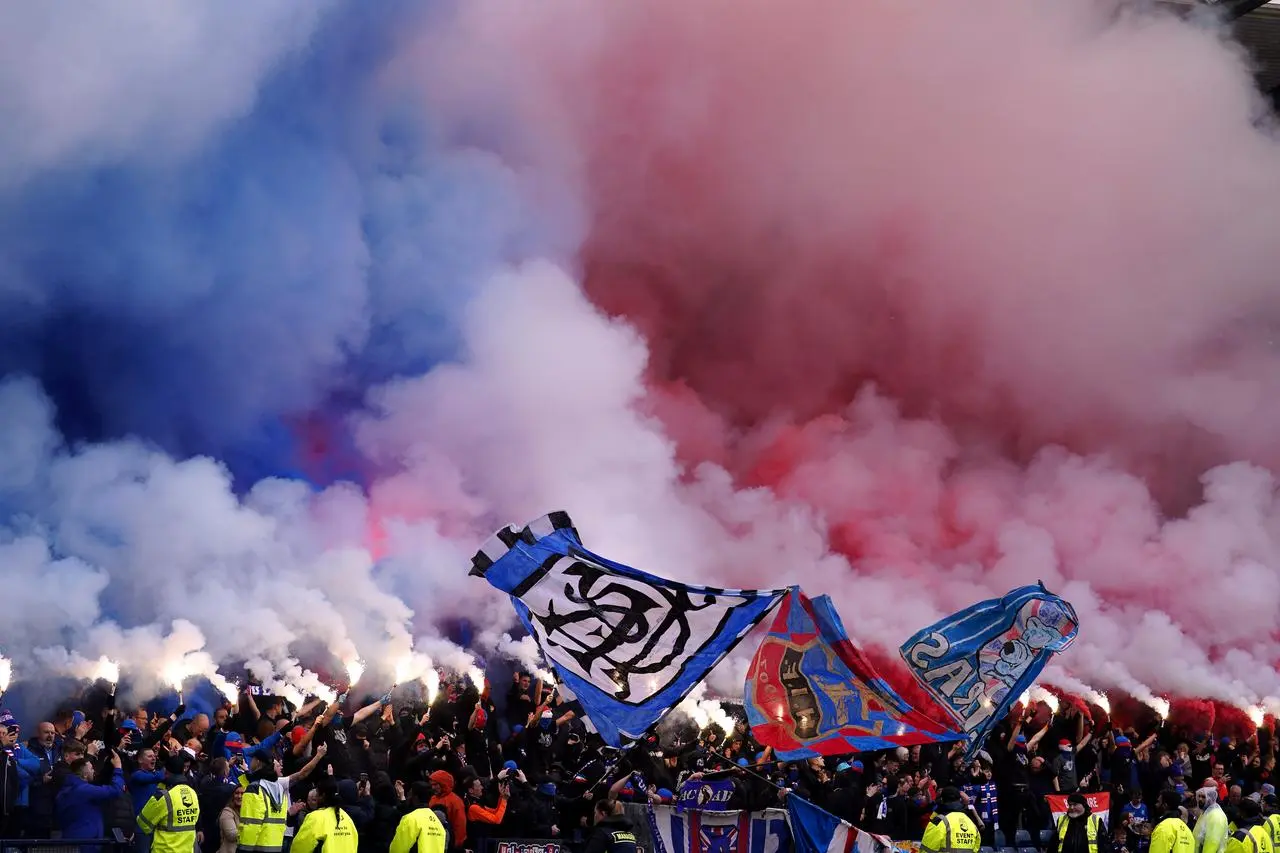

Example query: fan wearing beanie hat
[1051,739,1079,795]
[921,788,980,853]
[1054,793,1106,853]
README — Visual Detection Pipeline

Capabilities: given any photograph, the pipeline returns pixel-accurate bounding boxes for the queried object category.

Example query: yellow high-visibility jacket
[292,807,358,853]
[137,783,200,853]
[390,807,449,853]
[921,811,981,853]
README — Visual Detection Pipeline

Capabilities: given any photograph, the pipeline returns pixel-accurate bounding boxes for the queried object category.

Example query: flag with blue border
[470,511,788,746]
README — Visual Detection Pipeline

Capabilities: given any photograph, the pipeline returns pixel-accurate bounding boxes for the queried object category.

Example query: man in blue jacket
[2,711,44,837]
[129,749,166,818]
[56,749,125,850]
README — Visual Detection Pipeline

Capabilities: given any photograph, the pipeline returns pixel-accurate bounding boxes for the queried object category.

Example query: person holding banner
[921,787,981,853]
[1051,793,1111,853]
[1148,790,1195,853]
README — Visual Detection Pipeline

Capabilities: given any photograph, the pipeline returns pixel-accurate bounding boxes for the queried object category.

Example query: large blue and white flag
[898,583,1078,754]
[470,511,788,746]
[786,795,894,853]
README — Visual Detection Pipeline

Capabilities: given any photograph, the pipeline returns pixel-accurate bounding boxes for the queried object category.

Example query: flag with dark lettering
[470,511,788,746]
[677,779,736,811]
[744,589,961,759]
[898,583,1078,754]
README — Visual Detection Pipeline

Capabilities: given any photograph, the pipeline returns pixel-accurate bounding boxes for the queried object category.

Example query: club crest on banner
[745,589,960,759]
[471,511,788,746]
[522,551,761,704]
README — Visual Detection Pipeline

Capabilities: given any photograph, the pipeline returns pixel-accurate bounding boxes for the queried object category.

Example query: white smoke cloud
[0,1,339,186]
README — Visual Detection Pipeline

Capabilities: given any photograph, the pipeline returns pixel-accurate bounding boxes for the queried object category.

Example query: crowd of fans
[2,672,1278,853]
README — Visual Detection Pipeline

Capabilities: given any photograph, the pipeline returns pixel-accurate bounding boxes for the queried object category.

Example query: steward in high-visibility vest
[1149,790,1196,853]
[292,779,358,853]
[1227,800,1274,853]
[921,788,982,853]
[390,795,450,853]
[1052,793,1109,853]
[1262,795,1280,851]
[238,741,328,853]
[137,758,201,853]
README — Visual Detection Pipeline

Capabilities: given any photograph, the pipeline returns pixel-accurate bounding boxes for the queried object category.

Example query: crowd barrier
[479,841,567,853]
[0,839,132,853]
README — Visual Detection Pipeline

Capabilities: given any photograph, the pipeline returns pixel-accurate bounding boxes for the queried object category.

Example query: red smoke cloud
[467,0,1280,494]
[426,0,1280,709]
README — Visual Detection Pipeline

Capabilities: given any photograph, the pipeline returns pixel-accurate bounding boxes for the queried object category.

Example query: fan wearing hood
[429,770,467,851]
[1199,786,1231,853]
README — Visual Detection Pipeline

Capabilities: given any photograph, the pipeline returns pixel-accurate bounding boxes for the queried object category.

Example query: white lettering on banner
[904,633,1001,732]
[1045,794,1112,827]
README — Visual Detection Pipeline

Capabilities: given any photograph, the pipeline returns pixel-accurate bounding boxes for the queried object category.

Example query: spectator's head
[132,709,149,730]
[166,754,190,776]
[306,787,322,810]
[230,788,244,810]
[1158,789,1183,814]
[1058,739,1073,753]
[467,777,484,798]
[519,674,531,692]
[594,797,621,823]
[138,748,157,772]
[1230,785,1243,805]
[1264,794,1278,816]
[314,777,341,810]
[0,710,17,747]
[410,781,433,806]
[1213,763,1226,780]
[1066,793,1088,818]
[190,713,210,737]
[1130,788,1143,805]
[63,740,86,762]
[1158,751,1173,769]
[210,757,229,778]
[71,757,95,781]
[1240,798,1262,823]
[35,721,56,748]
[255,718,275,741]
[429,770,455,797]
[1197,786,1220,809]
[249,751,281,781]
[53,709,74,734]
[213,708,230,729]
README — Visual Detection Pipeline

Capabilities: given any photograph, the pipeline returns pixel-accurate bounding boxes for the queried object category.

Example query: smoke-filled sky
[4,0,1280,715]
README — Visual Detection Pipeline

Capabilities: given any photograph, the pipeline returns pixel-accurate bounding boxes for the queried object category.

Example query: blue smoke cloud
[0,0,575,489]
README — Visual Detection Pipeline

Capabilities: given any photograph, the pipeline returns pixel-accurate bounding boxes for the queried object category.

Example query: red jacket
[430,770,468,848]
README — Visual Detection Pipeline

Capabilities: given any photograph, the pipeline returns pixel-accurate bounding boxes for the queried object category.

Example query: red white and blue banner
[744,589,961,759]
